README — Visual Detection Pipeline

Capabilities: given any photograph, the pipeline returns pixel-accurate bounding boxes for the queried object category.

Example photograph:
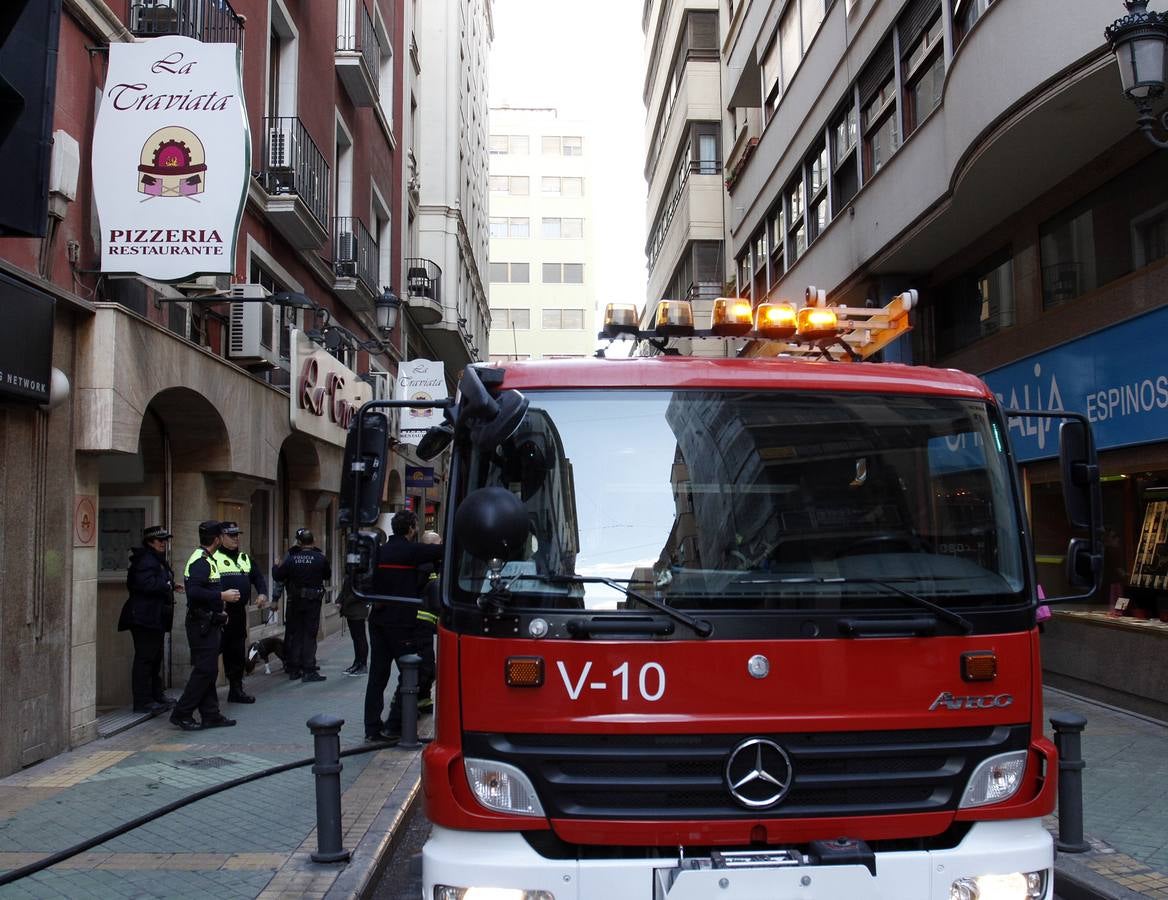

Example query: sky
[489,0,647,345]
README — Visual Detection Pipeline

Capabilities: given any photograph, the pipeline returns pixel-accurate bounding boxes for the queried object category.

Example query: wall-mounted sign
[0,271,54,403]
[405,466,435,489]
[74,495,97,547]
[395,359,447,445]
[92,37,249,281]
[289,330,372,448]
[982,306,1168,463]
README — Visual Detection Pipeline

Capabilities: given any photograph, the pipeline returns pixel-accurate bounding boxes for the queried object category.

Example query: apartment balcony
[258,117,330,250]
[129,0,244,43]
[405,257,443,325]
[335,0,380,108]
[332,217,378,312]
[647,162,725,298]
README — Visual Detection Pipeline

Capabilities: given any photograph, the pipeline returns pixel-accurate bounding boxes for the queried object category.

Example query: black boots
[227,680,255,703]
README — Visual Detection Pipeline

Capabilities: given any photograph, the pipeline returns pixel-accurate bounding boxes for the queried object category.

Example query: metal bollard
[307,713,351,863]
[1050,711,1090,853]
[398,653,423,750]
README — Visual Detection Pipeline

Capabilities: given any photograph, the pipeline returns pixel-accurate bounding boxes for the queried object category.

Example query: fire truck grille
[462,725,1031,820]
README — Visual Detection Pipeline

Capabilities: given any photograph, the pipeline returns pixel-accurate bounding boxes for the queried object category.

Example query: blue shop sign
[981,307,1168,463]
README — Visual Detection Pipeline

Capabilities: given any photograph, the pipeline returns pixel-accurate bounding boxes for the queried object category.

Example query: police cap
[220,521,242,535]
[142,525,172,542]
[296,528,314,545]
[198,520,223,543]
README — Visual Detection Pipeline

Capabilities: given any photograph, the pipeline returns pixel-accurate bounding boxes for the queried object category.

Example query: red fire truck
[344,292,1102,900]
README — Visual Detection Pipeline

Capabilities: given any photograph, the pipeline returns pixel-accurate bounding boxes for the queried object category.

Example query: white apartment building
[642,0,725,347]
[410,0,493,368]
[487,107,597,361]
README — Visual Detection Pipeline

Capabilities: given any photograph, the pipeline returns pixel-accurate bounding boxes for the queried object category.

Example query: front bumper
[423,818,1053,899]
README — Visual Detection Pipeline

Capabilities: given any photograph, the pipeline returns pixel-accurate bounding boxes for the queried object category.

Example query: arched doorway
[95,388,230,713]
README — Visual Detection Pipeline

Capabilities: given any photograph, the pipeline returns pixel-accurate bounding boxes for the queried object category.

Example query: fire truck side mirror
[1058,419,1098,530]
[455,487,530,561]
[417,422,455,460]
[339,410,389,527]
[458,366,530,451]
[1065,537,1102,590]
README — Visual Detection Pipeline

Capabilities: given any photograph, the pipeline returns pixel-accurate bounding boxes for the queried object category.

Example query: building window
[761,0,825,123]
[933,248,1014,357]
[903,13,945,136]
[769,206,786,280]
[564,177,584,197]
[807,140,829,243]
[542,308,585,329]
[862,74,898,181]
[542,217,584,239]
[542,135,561,155]
[489,308,531,329]
[737,248,753,299]
[489,134,529,154]
[490,217,529,238]
[542,263,584,284]
[563,136,583,156]
[489,262,530,283]
[832,101,859,214]
[752,229,768,298]
[490,175,529,194]
[954,0,992,46]
[786,176,806,264]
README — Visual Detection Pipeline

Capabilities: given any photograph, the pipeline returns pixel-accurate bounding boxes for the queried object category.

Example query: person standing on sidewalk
[338,573,370,675]
[214,521,267,704]
[273,528,330,682]
[364,510,442,742]
[171,521,239,731]
[118,525,176,715]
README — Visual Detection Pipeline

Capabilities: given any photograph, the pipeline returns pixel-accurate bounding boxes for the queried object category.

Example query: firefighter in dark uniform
[273,528,331,682]
[213,521,268,704]
[171,521,239,731]
[415,530,443,714]
[364,510,442,742]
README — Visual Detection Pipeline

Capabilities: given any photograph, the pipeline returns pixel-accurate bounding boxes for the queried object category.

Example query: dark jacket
[369,536,443,628]
[272,546,330,599]
[337,576,369,620]
[119,546,175,632]
[185,550,225,615]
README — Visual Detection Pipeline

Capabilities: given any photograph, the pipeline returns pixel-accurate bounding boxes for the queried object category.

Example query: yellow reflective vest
[184,548,220,581]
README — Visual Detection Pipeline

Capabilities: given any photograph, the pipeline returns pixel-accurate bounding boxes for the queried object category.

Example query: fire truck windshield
[454,389,1025,616]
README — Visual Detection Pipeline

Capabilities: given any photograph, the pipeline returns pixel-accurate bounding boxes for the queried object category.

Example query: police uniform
[415,565,440,712]
[213,521,268,703]
[272,529,331,681]
[171,521,234,730]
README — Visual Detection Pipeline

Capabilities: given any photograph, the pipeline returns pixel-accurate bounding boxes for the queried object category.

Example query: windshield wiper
[535,573,714,637]
[731,574,972,634]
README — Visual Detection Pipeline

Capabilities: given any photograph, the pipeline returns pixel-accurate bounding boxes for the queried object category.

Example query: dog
[245,636,286,675]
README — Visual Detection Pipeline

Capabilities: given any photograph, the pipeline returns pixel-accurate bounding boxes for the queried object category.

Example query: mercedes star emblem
[725,737,793,809]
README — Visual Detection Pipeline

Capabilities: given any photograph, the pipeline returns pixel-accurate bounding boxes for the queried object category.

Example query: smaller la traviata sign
[92,37,249,281]
[395,360,448,445]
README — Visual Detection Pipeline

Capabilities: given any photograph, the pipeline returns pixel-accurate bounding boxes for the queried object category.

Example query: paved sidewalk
[0,629,424,900]
[1045,686,1168,899]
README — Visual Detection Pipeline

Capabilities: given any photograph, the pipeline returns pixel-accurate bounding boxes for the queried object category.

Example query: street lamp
[375,286,401,335]
[1106,0,1168,147]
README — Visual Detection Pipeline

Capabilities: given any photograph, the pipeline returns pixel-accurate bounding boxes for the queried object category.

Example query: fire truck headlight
[464,758,546,816]
[949,870,1047,899]
[958,750,1027,808]
[434,887,555,900]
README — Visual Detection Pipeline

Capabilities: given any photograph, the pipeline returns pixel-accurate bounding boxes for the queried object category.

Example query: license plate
[655,863,877,899]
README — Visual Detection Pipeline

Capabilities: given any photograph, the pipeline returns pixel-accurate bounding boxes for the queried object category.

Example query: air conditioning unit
[227,302,281,367]
[335,232,357,277]
[268,129,290,168]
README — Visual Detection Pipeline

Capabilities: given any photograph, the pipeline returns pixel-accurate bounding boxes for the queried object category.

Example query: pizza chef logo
[138,126,207,200]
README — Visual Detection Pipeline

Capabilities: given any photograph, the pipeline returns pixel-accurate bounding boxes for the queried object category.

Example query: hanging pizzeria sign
[92,36,250,281]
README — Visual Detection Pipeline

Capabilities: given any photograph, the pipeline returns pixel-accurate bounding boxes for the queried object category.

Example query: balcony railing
[129,0,244,43]
[406,257,442,304]
[646,159,724,271]
[333,217,378,295]
[336,0,381,89]
[261,117,330,230]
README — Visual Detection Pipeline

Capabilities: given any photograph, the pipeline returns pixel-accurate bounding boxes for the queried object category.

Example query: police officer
[273,528,330,682]
[118,525,176,714]
[171,521,239,731]
[214,521,268,704]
